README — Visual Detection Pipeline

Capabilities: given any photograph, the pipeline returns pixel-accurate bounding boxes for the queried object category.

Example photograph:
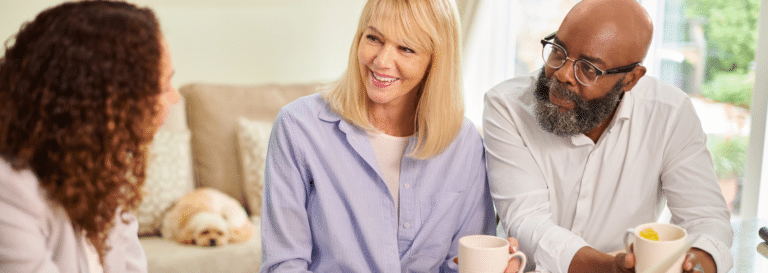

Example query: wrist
[569,246,618,273]
[689,248,716,273]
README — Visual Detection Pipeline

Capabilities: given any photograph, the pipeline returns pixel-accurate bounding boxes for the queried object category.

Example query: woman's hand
[505,237,522,273]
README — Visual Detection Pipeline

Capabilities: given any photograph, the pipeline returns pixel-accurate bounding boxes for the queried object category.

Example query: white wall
[0,0,367,87]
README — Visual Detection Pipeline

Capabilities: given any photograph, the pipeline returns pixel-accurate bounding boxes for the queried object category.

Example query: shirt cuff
[535,231,589,273]
[691,233,733,273]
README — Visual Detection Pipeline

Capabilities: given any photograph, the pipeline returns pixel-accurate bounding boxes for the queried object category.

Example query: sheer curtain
[456,0,482,44]
[460,0,577,126]
[461,0,516,126]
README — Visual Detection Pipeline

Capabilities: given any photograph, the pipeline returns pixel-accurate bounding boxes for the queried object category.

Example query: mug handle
[507,251,527,272]
[623,228,635,254]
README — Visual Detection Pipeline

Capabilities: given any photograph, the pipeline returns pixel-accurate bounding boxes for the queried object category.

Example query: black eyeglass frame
[540,32,641,86]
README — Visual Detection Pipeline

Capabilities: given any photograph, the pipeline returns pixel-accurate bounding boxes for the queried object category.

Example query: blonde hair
[323,0,464,160]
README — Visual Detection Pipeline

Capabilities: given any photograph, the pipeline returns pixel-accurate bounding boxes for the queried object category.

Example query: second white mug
[623,223,687,273]
[458,235,527,273]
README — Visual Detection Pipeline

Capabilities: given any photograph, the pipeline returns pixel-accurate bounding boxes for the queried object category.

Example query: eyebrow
[366,26,418,51]
[367,26,384,37]
[552,35,568,51]
[553,35,606,66]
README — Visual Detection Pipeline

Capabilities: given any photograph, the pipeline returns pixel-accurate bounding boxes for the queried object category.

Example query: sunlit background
[1,0,767,221]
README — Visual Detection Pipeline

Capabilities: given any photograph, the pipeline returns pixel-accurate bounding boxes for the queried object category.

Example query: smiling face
[357,18,432,110]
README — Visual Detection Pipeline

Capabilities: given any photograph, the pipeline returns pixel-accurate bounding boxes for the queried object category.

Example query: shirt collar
[608,90,633,133]
[316,101,387,179]
[569,90,634,145]
[316,100,364,138]
[317,101,341,123]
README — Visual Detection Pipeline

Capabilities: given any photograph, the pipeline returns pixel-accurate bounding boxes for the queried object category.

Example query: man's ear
[622,65,647,91]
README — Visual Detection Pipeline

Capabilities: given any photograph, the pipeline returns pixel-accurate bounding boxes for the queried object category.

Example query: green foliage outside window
[686,0,759,203]
[700,73,753,109]
[706,135,748,180]
[685,0,760,108]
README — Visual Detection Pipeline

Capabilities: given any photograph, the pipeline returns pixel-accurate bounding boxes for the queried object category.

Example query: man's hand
[682,248,716,273]
[611,251,636,273]
[504,237,522,273]
[569,246,636,273]
[612,246,715,273]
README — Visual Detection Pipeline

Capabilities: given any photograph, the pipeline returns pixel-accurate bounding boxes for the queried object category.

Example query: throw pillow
[136,129,194,236]
[235,117,273,217]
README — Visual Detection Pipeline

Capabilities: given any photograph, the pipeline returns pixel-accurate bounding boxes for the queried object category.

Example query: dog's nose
[210,239,217,247]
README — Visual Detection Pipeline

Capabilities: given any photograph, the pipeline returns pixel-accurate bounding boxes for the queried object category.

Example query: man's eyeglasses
[540,33,641,86]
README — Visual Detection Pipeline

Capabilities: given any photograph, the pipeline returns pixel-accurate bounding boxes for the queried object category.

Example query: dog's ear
[178,225,197,245]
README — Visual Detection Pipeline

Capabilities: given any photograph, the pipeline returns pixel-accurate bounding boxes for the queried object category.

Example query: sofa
[135,82,322,273]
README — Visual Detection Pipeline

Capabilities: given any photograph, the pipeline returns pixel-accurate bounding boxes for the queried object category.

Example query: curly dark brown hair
[0,0,162,264]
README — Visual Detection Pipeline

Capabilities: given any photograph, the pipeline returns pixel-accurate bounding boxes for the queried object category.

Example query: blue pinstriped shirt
[260,94,495,273]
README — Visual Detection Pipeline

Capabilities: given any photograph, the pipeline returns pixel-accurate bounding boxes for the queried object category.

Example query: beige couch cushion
[142,218,262,273]
[180,83,322,214]
[235,117,273,217]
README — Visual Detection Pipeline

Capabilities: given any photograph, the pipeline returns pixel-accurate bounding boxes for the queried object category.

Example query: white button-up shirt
[483,72,733,273]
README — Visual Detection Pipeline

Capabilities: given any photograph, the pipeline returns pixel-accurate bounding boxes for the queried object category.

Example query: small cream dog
[162,188,254,247]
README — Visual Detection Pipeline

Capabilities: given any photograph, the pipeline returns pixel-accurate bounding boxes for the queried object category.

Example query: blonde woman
[260,0,501,272]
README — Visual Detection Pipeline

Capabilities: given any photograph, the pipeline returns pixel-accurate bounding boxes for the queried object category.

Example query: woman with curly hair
[0,1,178,272]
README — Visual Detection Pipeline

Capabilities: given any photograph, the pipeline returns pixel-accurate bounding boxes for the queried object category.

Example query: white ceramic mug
[458,235,527,273]
[623,223,687,273]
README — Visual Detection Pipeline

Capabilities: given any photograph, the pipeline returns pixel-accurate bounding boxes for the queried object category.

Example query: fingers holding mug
[508,237,519,253]
[505,237,521,273]
[506,248,527,272]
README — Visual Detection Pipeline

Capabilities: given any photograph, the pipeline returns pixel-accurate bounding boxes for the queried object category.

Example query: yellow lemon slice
[639,227,660,241]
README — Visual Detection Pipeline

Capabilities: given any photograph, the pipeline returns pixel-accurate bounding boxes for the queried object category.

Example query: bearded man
[483,0,733,272]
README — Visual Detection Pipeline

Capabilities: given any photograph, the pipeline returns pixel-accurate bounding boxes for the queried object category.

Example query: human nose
[552,57,579,88]
[373,44,396,69]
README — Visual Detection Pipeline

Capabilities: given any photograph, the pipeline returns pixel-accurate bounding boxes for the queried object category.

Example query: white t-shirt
[367,131,411,218]
[483,72,733,273]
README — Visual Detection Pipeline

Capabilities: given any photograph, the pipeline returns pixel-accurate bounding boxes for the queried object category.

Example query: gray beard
[533,69,625,138]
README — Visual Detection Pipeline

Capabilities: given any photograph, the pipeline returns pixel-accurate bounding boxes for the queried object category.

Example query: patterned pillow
[236,117,273,217]
[136,129,194,236]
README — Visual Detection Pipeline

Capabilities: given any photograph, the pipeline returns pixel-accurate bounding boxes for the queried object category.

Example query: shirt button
[403,223,410,229]
[404,183,410,189]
